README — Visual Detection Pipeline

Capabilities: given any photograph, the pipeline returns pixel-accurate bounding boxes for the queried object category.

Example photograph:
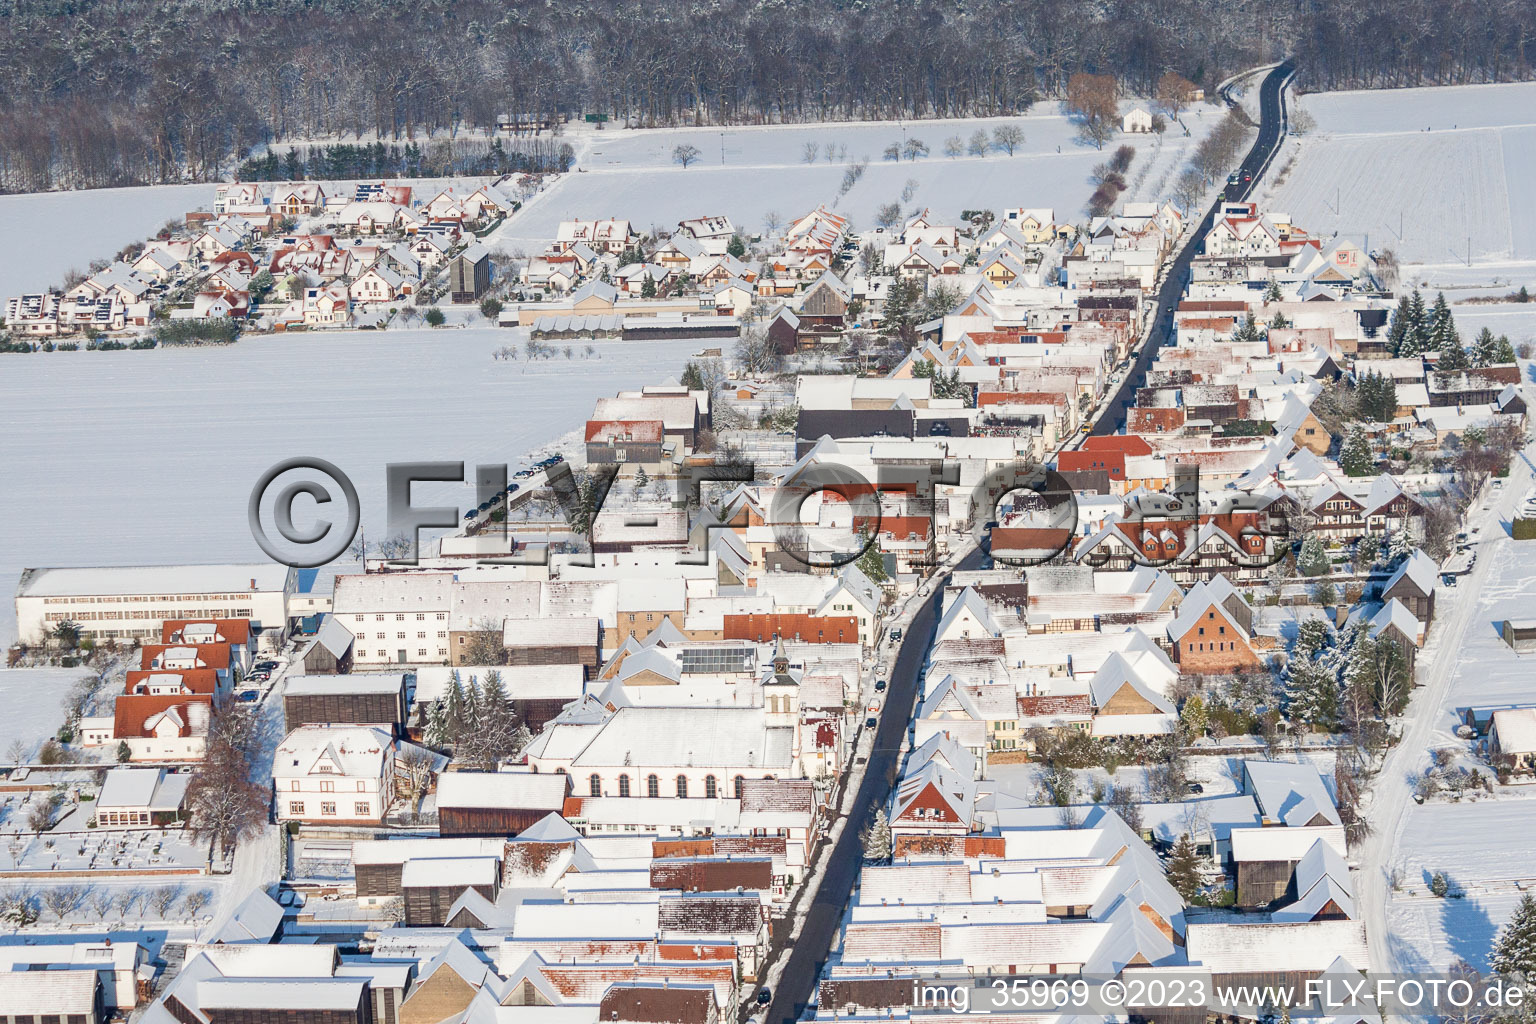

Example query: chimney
[249,578,257,591]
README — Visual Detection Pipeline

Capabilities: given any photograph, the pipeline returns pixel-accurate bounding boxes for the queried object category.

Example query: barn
[436,771,571,837]
[283,674,409,733]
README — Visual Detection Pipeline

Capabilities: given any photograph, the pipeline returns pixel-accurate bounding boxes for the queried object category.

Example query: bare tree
[42,884,87,920]
[992,124,1025,154]
[672,144,700,168]
[461,616,508,665]
[801,140,819,163]
[763,210,783,235]
[183,888,211,919]
[149,885,181,919]
[902,137,928,161]
[967,130,990,157]
[943,135,964,158]
[115,886,142,919]
[89,887,115,920]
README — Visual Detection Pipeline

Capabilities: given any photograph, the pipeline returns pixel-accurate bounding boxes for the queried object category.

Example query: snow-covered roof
[400,856,500,889]
[435,771,569,811]
[1229,824,1347,861]
[17,563,289,598]
[1243,759,1341,826]
[1185,920,1367,973]
[1383,549,1438,598]
[283,673,405,696]
[98,766,190,811]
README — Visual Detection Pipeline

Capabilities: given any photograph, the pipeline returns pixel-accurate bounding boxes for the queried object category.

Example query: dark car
[237,690,259,703]
[464,509,478,520]
[874,679,887,692]
[254,661,278,672]
[866,716,878,728]
[889,628,903,641]
[505,483,519,494]
[756,988,772,1006]
[1185,782,1204,795]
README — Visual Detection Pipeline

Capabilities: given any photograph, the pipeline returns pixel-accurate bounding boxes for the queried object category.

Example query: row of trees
[1387,289,1517,366]
[237,138,571,181]
[7,0,1534,192]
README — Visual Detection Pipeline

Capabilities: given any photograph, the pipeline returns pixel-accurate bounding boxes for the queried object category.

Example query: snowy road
[1357,435,1536,973]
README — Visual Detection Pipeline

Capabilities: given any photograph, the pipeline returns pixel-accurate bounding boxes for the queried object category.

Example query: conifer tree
[1340,426,1374,476]
[1283,656,1339,731]
[861,809,893,862]
[1472,327,1501,367]
[1165,833,1203,900]
[1294,617,1335,661]
[1386,294,1412,355]
[1492,893,1536,979]
[1401,290,1429,356]
[1298,534,1331,577]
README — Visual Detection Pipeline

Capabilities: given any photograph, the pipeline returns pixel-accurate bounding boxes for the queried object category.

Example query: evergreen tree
[860,809,893,862]
[1340,426,1374,476]
[1472,327,1501,367]
[726,234,746,259]
[856,526,889,582]
[1494,334,1519,364]
[1298,534,1331,577]
[1492,893,1536,978]
[1181,693,1209,736]
[1165,833,1203,900]
[1294,617,1335,661]
[1283,656,1339,731]
[1265,279,1283,303]
[1356,370,1397,422]
[679,362,705,390]
[1429,292,1467,368]
[441,670,466,742]
[1269,311,1291,329]
[640,276,657,298]
[424,698,448,749]
[1402,290,1429,356]
[1386,294,1412,355]
[1234,313,1262,344]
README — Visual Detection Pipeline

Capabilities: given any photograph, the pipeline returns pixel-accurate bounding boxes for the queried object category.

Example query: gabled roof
[1087,652,1176,714]
[1383,549,1437,598]
[935,586,1003,640]
[893,758,976,825]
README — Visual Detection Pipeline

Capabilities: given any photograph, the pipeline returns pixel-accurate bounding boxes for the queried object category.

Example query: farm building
[283,673,409,732]
[436,771,570,837]
[1500,619,1536,653]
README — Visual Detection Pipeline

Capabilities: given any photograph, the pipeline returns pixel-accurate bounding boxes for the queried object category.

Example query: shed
[283,673,409,732]
[1501,619,1536,653]
[436,771,571,837]
[400,856,500,926]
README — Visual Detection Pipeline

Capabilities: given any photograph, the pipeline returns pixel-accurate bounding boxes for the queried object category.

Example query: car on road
[867,701,881,714]
[756,988,772,1006]
[247,671,270,684]
[888,628,902,641]
[865,716,878,729]
[254,661,278,672]
[237,690,259,703]
[874,679,886,692]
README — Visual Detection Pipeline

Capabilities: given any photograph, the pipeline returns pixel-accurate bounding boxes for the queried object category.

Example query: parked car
[874,679,887,692]
[889,628,903,641]
[1184,782,1204,795]
[866,717,878,729]
[237,690,259,703]
[253,661,278,673]
[246,671,270,684]
[756,988,772,1007]
[464,509,478,520]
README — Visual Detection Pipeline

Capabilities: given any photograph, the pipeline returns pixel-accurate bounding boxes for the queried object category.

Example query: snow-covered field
[0,183,215,300]
[489,108,1220,250]
[1263,82,1536,276]
[0,329,699,644]
[0,667,81,758]
[1384,801,1536,971]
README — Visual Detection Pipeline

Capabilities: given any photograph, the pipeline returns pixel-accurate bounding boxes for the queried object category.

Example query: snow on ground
[1384,801,1536,972]
[0,183,215,300]
[0,329,700,644]
[1360,438,1536,974]
[1445,303,1536,347]
[488,109,1221,251]
[0,667,82,758]
[1262,83,1536,276]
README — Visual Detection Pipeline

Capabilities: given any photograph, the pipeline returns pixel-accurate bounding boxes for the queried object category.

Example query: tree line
[4,0,1536,192]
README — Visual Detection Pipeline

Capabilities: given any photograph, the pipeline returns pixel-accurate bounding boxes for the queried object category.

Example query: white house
[273,725,399,825]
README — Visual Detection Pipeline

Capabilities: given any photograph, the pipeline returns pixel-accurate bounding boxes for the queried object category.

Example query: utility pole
[720,132,724,166]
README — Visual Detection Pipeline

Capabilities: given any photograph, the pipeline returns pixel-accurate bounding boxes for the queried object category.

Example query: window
[290,781,300,791]
[704,775,717,798]
[397,632,406,640]
[289,801,305,815]
[321,802,336,815]
[647,774,660,798]
[590,774,602,797]
[355,801,371,816]
[734,775,746,798]
[676,775,689,798]
[618,775,631,797]
[357,781,366,791]
[395,613,404,621]
[319,781,334,792]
